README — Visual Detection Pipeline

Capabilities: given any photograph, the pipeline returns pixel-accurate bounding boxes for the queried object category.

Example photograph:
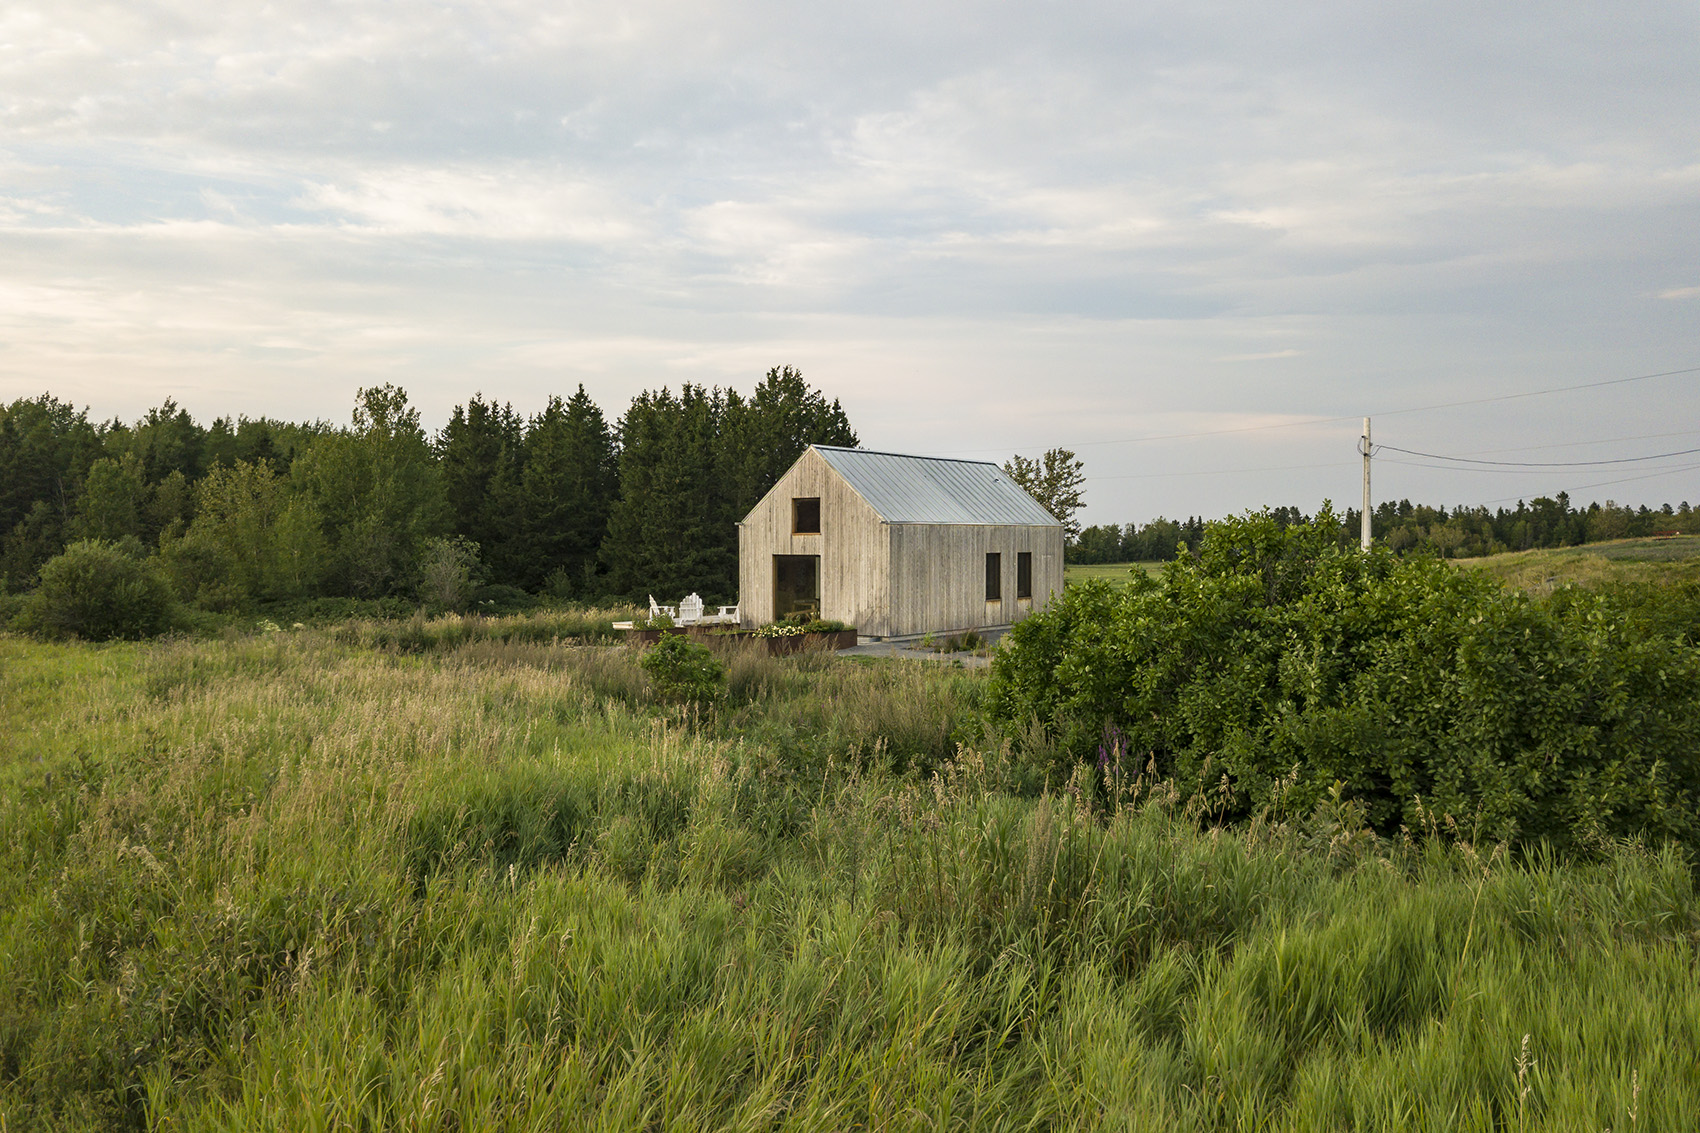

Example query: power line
[1474,461,1700,507]
[1085,459,1353,482]
[1370,363,1700,419]
[932,361,1700,457]
[1434,428,1700,458]
[1374,443,1700,469]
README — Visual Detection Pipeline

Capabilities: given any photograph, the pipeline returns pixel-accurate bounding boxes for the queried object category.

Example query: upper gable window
[793,498,821,534]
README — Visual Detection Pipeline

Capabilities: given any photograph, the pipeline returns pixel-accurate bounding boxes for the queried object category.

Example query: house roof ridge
[810,443,1001,469]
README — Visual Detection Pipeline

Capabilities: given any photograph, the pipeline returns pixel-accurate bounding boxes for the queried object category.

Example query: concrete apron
[838,626,1010,668]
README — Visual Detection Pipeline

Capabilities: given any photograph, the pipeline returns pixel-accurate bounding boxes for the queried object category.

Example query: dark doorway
[774,555,821,617]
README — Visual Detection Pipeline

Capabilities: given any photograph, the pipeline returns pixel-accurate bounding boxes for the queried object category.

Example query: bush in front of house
[640,632,726,704]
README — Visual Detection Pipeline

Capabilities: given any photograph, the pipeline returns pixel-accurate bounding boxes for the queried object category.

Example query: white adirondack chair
[677,593,705,626]
[707,603,740,625]
[648,594,677,621]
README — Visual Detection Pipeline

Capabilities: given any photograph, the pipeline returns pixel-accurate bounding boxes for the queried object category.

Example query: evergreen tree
[0,395,104,587]
[602,369,859,604]
[719,366,858,519]
[438,395,526,586]
[114,398,207,486]
[603,385,734,603]
[519,387,617,594]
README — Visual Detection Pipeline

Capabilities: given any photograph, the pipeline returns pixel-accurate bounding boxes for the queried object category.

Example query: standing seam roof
[811,445,1061,526]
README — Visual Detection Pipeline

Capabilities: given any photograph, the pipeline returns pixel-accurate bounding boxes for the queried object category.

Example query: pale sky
[3,0,1698,523]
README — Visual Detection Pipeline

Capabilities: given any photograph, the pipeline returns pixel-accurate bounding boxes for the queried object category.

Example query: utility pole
[1359,417,1372,552]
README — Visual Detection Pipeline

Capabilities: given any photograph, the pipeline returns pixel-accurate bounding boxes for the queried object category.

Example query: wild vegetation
[3,624,1697,1130]
[994,510,1700,859]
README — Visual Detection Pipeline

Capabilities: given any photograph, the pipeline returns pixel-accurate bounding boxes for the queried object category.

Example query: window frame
[792,497,821,535]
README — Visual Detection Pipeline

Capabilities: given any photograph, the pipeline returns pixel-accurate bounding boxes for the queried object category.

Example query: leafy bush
[640,632,726,704]
[988,508,1700,855]
[0,589,26,631]
[15,540,179,641]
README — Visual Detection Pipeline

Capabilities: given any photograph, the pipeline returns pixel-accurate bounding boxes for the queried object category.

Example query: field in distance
[1063,561,1164,586]
[1464,534,1700,592]
[1066,537,1700,594]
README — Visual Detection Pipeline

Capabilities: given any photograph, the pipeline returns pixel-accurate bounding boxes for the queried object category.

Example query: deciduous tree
[1004,448,1086,540]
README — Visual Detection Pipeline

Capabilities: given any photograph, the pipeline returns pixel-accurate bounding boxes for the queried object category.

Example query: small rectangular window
[1016,552,1032,599]
[793,498,821,534]
[985,552,1002,600]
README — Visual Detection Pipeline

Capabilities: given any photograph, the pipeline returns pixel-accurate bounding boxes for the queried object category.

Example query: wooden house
[737,445,1066,639]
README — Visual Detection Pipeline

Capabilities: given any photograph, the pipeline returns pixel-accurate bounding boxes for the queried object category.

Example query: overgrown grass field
[1062,562,1164,587]
[1464,535,1700,592]
[3,625,1697,1130]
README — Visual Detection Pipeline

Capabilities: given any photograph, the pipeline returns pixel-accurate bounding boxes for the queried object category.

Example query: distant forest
[0,367,855,609]
[7,372,1696,615]
[1070,496,1700,565]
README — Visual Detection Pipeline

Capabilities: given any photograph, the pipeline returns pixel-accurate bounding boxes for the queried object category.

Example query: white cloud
[295,167,649,241]
[1,0,1699,518]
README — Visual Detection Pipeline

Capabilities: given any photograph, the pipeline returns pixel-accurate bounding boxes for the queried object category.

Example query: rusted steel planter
[750,629,859,655]
[623,626,690,645]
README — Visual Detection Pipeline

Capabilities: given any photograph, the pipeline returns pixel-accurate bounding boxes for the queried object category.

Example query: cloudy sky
[3,0,1698,523]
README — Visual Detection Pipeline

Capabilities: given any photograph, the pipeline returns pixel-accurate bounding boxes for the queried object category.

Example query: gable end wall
[737,449,891,633]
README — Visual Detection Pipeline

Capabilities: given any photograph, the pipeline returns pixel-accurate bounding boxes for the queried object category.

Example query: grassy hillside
[2,624,1696,1129]
[1461,535,1700,592]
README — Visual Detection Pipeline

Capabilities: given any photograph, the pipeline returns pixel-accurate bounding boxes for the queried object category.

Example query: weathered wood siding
[886,522,1064,637]
[737,448,891,633]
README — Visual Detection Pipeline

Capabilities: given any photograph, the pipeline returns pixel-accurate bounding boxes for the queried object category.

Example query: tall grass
[2,631,1696,1130]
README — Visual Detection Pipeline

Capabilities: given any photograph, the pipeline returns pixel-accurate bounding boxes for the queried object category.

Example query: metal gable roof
[812,445,1061,526]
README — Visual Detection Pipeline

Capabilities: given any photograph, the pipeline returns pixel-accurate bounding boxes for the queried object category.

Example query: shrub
[470,583,536,612]
[15,540,179,641]
[0,589,26,630]
[987,508,1700,856]
[418,536,483,610]
[640,632,726,705]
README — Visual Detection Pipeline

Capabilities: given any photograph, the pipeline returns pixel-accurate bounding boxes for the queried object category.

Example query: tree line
[0,367,856,611]
[1070,496,1698,564]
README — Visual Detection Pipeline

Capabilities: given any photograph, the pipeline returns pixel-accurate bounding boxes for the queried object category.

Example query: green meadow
[2,621,1696,1130]
[1062,562,1164,588]
[1462,535,1700,593]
